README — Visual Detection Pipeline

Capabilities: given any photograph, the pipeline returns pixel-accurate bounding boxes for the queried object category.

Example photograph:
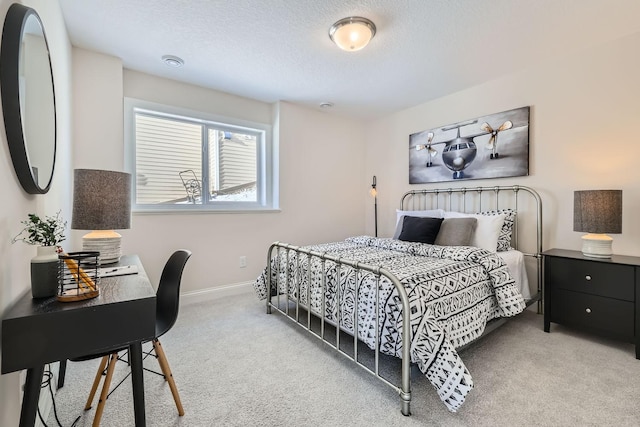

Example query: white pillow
[393,209,444,239]
[478,209,516,252]
[442,211,506,252]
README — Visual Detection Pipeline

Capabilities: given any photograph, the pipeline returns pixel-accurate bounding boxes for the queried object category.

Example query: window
[125,99,276,212]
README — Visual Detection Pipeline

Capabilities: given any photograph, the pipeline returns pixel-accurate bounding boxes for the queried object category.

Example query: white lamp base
[581,233,613,258]
[82,230,122,264]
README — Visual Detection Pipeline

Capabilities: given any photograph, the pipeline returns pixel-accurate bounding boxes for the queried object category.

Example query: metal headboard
[400,185,543,310]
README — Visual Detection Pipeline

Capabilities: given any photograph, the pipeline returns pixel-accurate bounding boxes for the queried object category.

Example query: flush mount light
[319,102,334,109]
[162,55,184,67]
[329,16,376,52]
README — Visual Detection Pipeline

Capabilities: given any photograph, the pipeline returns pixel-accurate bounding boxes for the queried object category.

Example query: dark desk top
[1,255,156,374]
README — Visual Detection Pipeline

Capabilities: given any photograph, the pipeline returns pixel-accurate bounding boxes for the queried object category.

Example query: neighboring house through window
[125,98,277,212]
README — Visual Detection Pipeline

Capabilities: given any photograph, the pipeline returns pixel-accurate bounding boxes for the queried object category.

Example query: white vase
[31,245,59,298]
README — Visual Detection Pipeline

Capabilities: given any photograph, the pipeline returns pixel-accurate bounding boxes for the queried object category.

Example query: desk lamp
[72,169,131,264]
[573,190,622,258]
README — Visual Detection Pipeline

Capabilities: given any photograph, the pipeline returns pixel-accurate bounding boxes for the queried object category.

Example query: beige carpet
[47,286,640,426]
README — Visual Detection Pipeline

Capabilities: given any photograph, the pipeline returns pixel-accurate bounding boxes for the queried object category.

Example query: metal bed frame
[265,185,543,416]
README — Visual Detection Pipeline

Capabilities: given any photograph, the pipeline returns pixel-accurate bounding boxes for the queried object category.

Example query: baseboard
[181,281,253,305]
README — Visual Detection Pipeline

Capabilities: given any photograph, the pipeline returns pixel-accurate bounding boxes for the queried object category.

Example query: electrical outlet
[239,256,247,268]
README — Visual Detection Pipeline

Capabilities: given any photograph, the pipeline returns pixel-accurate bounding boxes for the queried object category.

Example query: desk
[1,255,156,427]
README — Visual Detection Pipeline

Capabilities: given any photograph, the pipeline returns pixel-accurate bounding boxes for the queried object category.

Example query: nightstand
[543,248,640,359]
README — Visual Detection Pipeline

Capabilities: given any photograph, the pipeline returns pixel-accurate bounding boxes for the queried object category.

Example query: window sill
[132,207,281,215]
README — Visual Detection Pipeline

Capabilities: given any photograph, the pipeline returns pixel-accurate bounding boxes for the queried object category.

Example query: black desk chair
[75,249,192,426]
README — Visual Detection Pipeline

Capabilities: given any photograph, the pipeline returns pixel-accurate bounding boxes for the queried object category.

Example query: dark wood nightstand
[543,248,640,359]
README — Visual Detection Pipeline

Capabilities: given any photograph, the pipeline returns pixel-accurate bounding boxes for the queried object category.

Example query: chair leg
[93,353,118,427]
[84,356,109,410]
[152,339,185,416]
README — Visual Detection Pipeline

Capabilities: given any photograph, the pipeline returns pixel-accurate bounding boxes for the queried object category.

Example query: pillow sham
[434,217,477,246]
[397,216,444,244]
[478,209,516,251]
[442,211,506,252]
[393,209,444,239]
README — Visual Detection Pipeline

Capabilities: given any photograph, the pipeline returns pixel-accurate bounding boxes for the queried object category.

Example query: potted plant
[12,211,67,298]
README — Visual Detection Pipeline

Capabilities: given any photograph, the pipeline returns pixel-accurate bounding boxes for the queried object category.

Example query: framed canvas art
[409,106,529,183]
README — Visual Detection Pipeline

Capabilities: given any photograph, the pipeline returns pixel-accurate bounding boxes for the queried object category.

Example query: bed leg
[400,391,411,416]
[266,278,272,314]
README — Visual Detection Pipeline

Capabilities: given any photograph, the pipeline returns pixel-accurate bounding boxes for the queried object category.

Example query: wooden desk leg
[129,341,146,427]
[19,364,45,427]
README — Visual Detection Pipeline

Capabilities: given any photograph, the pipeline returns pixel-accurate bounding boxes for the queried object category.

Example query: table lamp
[72,169,131,264]
[573,190,622,258]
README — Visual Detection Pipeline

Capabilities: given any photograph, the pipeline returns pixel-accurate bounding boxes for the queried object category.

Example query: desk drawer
[546,257,634,301]
[550,289,634,340]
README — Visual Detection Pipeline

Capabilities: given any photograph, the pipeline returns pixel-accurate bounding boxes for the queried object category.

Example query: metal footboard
[265,242,413,416]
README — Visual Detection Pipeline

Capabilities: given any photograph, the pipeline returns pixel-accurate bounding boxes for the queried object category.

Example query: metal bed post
[320,255,325,339]
[266,243,275,314]
[295,250,301,322]
[308,253,312,332]
[285,248,290,318]
[374,270,381,378]
[353,265,359,364]
[381,267,412,416]
[336,261,342,351]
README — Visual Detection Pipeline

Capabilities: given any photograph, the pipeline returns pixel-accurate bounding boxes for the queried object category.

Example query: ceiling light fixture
[162,55,184,67]
[319,102,334,109]
[329,16,376,52]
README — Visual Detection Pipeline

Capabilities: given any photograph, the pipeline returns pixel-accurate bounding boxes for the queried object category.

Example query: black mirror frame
[1,3,57,194]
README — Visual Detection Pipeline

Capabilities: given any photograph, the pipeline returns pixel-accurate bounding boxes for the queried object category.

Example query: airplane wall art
[409,106,529,184]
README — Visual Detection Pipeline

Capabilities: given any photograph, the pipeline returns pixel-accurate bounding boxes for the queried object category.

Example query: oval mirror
[1,3,56,194]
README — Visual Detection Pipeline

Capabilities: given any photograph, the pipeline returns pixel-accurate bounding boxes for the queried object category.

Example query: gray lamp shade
[71,169,132,230]
[573,190,622,234]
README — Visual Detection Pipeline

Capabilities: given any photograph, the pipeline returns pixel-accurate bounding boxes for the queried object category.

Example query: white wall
[365,30,640,257]
[0,0,73,425]
[73,48,123,170]
[70,66,367,291]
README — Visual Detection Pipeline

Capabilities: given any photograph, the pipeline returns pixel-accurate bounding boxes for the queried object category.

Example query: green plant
[12,211,67,246]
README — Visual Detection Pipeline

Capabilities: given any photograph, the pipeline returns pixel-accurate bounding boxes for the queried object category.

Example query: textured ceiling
[58,0,640,120]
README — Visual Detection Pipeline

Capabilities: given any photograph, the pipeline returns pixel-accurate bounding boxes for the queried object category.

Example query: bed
[253,185,542,415]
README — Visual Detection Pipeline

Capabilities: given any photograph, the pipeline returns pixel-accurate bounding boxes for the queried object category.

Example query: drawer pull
[585,308,592,314]
[585,275,592,281]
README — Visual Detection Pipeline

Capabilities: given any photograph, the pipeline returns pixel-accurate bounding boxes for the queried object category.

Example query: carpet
[47,286,640,426]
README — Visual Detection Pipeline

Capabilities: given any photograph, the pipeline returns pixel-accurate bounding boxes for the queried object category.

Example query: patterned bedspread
[253,236,525,412]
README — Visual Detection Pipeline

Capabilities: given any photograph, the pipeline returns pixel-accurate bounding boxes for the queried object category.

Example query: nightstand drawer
[550,289,634,339]
[547,257,634,301]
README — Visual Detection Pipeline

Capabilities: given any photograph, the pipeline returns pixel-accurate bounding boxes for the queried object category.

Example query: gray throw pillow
[434,218,477,246]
